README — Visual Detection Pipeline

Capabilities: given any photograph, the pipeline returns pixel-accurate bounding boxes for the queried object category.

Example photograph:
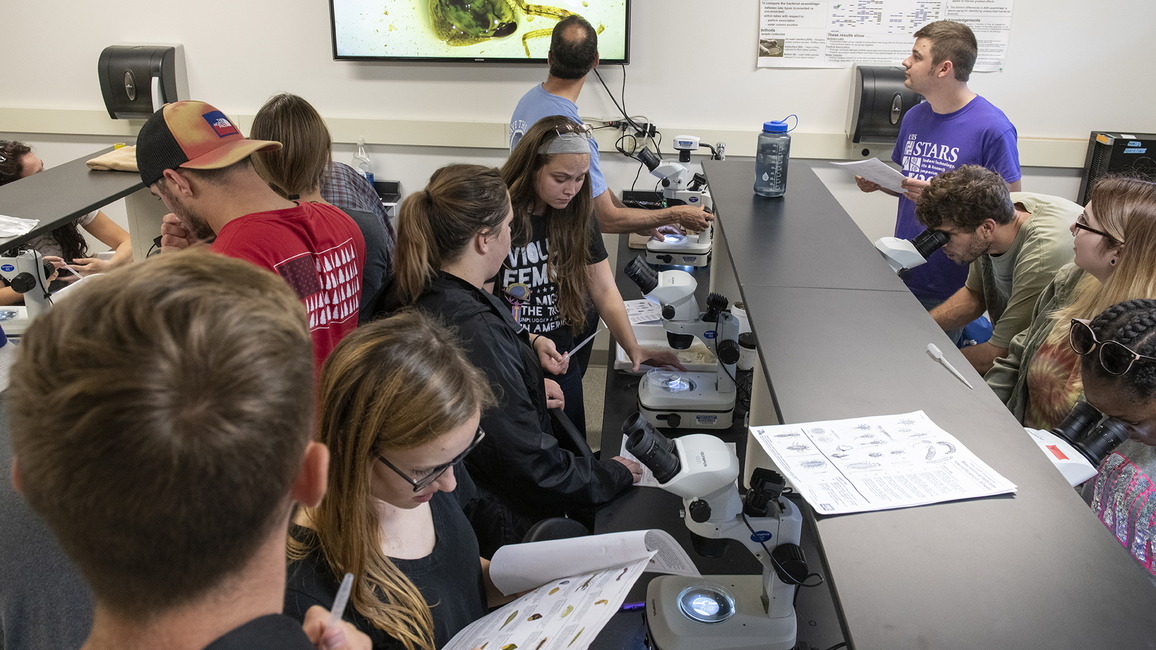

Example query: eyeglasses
[1073,212,1117,242]
[553,122,593,140]
[1069,318,1156,375]
[378,426,485,492]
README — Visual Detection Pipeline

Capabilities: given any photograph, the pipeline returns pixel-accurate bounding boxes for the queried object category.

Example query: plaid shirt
[320,161,396,263]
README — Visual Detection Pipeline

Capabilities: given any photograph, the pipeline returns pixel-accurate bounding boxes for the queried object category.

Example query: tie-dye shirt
[1023,338,1082,431]
[1083,440,1156,581]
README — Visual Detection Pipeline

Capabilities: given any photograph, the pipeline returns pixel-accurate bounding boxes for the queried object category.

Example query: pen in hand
[329,572,354,629]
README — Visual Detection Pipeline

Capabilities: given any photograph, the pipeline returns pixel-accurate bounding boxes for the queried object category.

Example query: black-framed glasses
[1070,318,1156,375]
[378,426,486,492]
[553,122,594,140]
[1073,212,1117,242]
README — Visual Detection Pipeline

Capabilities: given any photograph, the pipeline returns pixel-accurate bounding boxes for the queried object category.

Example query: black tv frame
[328,0,630,65]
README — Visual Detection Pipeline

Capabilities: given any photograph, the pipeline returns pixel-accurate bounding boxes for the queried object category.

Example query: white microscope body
[0,249,54,336]
[624,256,739,429]
[623,413,805,650]
[874,227,949,277]
[641,135,719,267]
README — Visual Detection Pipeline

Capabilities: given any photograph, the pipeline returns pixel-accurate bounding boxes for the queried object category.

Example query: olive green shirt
[985,263,1086,422]
[964,192,1080,348]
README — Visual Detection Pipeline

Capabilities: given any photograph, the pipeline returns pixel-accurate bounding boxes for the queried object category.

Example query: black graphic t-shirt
[493,212,607,352]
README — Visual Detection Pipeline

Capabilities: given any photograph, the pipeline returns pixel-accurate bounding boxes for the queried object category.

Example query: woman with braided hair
[1071,299,1156,579]
[0,140,132,302]
[986,176,1156,429]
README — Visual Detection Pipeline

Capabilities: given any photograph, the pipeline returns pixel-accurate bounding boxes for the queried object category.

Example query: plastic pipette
[927,343,973,389]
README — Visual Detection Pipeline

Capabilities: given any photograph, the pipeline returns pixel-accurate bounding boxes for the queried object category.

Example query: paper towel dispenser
[847,65,923,144]
[98,45,188,120]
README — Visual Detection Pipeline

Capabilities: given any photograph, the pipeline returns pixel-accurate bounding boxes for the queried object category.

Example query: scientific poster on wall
[756,0,1014,70]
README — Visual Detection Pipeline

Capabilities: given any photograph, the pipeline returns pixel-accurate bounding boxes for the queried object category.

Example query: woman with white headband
[497,116,682,434]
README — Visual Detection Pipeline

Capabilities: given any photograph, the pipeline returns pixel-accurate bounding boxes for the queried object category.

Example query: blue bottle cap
[763,120,789,133]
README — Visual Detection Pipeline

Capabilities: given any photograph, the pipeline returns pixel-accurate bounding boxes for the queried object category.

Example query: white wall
[0,0,1143,246]
[3,0,1155,136]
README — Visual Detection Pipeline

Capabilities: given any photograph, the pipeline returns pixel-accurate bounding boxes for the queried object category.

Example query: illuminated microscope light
[663,233,687,244]
[648,369,695,392]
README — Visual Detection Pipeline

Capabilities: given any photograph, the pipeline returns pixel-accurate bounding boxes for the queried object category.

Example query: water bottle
[354,138,374,186]
[754,116,795,198]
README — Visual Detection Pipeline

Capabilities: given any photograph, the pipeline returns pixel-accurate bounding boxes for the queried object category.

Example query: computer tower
[1078,131,1156,205]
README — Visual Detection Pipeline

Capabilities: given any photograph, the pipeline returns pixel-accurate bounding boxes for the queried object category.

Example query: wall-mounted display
[330,0,630,63]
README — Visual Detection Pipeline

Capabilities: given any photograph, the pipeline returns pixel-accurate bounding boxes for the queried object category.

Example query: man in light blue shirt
[510,15,712,237]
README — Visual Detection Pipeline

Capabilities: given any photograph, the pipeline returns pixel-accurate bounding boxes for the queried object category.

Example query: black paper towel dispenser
[98,45,188,120]
[847,65,923,144]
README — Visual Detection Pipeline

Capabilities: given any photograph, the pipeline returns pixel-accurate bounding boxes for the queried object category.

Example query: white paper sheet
[752,411,1016,515]
[624,299,661,325]
[489,529,699,596]
[831,158,907,194]
[757,0,1015,72]
[444,560,648,650]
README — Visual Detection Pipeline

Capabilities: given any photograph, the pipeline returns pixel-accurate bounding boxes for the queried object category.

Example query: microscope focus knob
[661,305,676,320]
[689,499,711,523]
[716,339,740,365]
[9,272,36,294]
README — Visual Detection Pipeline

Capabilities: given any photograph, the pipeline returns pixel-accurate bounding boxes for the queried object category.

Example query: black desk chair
[524,408,595,543]
[549,407,594,459]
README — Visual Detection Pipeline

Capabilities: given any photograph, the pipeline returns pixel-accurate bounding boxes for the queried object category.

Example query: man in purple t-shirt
[858,20,1021,307]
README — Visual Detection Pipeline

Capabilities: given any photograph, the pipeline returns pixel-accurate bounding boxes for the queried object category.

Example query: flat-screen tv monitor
[330,0,629,63]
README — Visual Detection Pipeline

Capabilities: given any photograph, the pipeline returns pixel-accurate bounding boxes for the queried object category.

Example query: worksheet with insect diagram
[444,531,700,650]
[751,410,1016,515]
[443,560,645,650]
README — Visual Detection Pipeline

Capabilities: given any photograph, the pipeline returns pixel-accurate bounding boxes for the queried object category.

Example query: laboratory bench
[0,146,166,269]
[591,160,1156,650]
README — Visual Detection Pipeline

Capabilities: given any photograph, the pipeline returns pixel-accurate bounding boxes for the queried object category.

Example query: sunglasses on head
[378,426,486,492]
[552,122,594,140]
[1069,318,1156,375]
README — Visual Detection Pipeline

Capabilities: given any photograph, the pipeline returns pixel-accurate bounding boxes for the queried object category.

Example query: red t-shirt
[213,203,366,368]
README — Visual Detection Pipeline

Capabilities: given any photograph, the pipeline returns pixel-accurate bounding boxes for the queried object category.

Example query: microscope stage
[0,307,31,336]
[646,234,711,267]
[639,370,735,429]
[646,575,797,650]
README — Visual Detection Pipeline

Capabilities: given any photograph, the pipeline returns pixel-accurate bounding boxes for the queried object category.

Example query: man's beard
[179,208,215,241]
[157,183,215,241]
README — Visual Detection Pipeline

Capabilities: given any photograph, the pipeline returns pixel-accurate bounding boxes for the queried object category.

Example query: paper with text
[445,560,647,650]
[832,158,907,194]
[489,529,698,596]
[752,411,1016,515]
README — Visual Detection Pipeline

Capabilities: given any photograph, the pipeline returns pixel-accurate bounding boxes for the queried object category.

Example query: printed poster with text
[757,0,1014,70]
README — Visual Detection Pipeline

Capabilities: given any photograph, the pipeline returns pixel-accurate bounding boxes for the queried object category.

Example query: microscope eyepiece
[622,412,681,483]
[625,256,659,295]
[912,228,950,260]
[1052,401,1103,445]
[637,147,661,173]
[1075,419,1130,466]
[1051,400,1130,466]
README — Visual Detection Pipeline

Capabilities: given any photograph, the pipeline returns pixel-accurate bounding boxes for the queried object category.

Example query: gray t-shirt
[18,210,97,259]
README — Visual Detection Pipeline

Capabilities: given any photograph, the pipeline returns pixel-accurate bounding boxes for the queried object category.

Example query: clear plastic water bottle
[754,117,794,198]
[354,138,374,186]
